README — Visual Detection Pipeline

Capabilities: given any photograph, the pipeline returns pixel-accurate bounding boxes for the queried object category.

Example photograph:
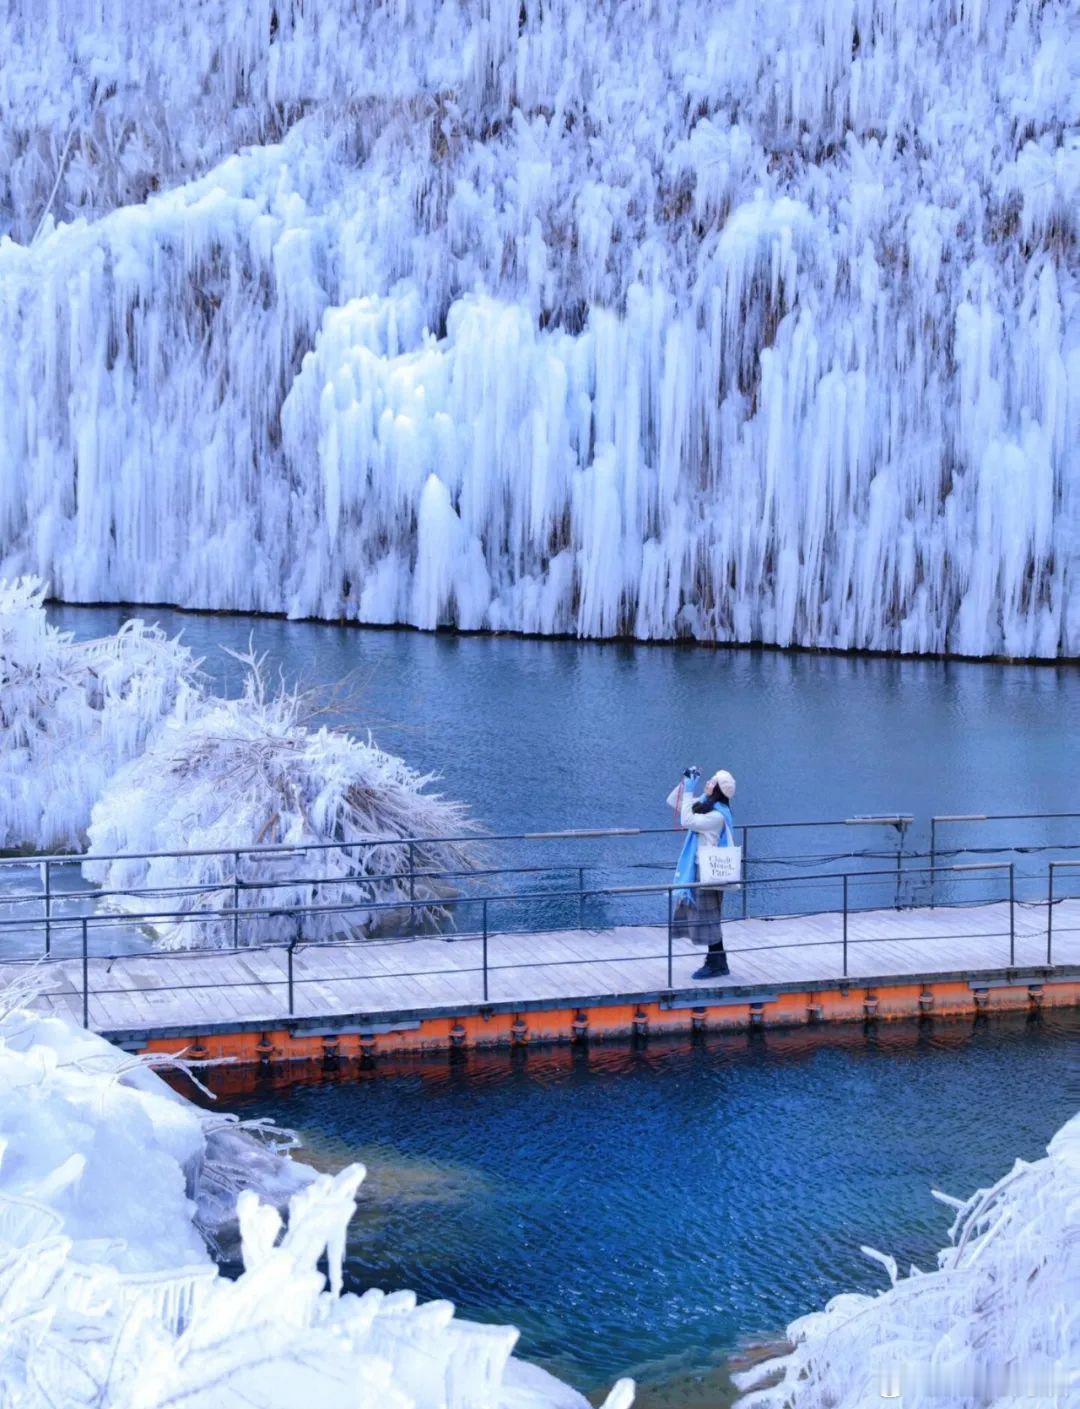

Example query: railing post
[929,818,936,908]
[667,887,674,988]
[43,859,52,957]
[232,850,240,950]
[894,823,903,909]
[741,827,749,919]
[408,840,416,936]
[287,938,296,1017]
[1046,863,1054,965]
[81,917,89,1029]
[1008,862,1015,966]
[578,867,585,930]
[842,874,848,978]
[482,898,489,1002]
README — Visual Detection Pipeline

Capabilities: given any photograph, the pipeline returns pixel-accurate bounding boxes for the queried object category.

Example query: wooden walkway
[12,898,1078,1039]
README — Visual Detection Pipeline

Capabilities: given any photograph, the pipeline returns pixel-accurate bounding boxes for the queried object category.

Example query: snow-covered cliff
[0,0,1076,655]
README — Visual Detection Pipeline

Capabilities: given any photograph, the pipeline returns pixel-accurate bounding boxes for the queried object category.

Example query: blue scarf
[673,785,734,907]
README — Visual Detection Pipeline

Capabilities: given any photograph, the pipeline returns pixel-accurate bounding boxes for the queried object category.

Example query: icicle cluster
[0,0,1075,655]
[0,576,200,850]
[83,653,477,948]
[734,1111,1080,1408]
[0,1001,629,1408]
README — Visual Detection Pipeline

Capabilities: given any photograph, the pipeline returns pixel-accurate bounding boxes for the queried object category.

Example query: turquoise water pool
[205,1013,1078,1405]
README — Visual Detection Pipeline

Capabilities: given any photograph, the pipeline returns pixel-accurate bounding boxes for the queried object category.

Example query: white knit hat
[709,769,736,799]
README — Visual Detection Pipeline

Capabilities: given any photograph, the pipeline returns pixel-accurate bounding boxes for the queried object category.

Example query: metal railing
[1047,860,1080,966]
[4,809,1080,965]
[929,812,1080,904]
[8,859,1077,1030]
[0,814,915,874]
[0,814,918,957]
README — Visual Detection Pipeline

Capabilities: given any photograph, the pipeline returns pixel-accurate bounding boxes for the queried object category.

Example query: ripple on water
[205,1014,1079,1400]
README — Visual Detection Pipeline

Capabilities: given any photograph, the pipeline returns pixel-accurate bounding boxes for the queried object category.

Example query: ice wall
[0,0,1076,656]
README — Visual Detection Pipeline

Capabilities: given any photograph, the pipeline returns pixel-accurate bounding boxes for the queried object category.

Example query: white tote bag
[696,818,742,887]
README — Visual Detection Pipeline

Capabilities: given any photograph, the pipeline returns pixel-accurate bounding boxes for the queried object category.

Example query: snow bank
[83,655,477,947]
[0,0,1075,656]
[0,996,632,1408]
[734,1112,1080,1408]
[0,576,200,851]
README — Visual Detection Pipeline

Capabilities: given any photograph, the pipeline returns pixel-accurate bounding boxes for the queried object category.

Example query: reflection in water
[190,1013,1079,1401]
[51,604,1080,844]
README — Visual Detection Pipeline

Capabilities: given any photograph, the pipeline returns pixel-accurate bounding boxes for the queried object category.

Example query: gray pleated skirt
[672,887,725,946]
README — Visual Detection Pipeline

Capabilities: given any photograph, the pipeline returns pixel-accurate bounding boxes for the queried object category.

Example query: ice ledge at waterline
[0,0,1076,657]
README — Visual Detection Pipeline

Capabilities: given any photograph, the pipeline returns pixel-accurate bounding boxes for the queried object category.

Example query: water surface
[52,605,1079,841]
[206,1014,1079,1404]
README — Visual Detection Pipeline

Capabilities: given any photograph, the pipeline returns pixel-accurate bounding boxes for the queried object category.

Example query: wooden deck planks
[8,898,1076,1036]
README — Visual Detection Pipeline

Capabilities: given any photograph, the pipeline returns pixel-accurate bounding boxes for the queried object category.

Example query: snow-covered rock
[0,0,1075,656]
[0,996,632,1409]
[734,1112,1080,1408]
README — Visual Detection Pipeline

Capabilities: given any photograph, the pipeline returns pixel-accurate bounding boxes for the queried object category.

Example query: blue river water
[52,605,1080,843]
[38,603,1080,954]
[51,606,1080,933]
[47,608,1079,1401]
[203,1013,1079,1406]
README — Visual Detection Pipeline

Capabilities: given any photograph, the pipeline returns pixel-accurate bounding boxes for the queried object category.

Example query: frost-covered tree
[734,1117,1079,1408]
[0,586,476,939]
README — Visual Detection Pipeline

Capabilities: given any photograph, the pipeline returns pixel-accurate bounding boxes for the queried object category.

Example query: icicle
[0,0,1073,656]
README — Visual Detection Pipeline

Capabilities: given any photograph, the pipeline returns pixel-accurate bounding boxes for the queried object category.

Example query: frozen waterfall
[0,0,1075,656]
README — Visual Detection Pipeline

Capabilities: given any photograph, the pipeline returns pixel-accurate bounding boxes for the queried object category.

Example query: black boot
[692,951,730,980]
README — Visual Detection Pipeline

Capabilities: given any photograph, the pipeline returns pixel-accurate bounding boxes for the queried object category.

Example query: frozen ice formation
[733,1111,1079,1408]
[0,586,475,928]
[0,0,1076,656]
[84,651,477,948]
[0,993,633,1408]
[0,576,201,851]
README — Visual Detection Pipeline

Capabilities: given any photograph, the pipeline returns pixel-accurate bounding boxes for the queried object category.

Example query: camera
[683,766,701,780]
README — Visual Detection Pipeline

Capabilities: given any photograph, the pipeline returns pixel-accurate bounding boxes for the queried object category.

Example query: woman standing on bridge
[666,768,737,979]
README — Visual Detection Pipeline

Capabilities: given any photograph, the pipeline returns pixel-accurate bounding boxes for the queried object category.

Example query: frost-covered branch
[83,650,477,947]
[0,578,200,851]
[733,1115,1080,1408]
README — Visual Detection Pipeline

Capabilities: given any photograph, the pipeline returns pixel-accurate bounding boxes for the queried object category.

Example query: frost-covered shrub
[0,577,200,851]
[84,654,476,948]
[734,1115,1080,1409]
[0,1001,629,1409]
